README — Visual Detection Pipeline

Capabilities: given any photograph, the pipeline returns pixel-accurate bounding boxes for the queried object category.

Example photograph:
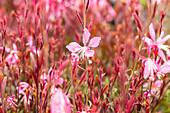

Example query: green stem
[131,57,139,77]
[84,0,86,29]
[71,67,76,113]
[131,43,142,77]
[85,57,88,108]
[83,0,88,109]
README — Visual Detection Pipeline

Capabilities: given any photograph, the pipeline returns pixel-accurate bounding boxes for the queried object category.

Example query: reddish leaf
[101,85,108,96]
[28,66,37,87]
[56,60,70,76]
[78,71,87,86]
[86,0,90,12]
[1,76,7,112]
[152,1,157,20]
[0,74,2,89]
[134,13,142,31]
[145,107,150,113]
[115,97,119,112]
[76,11,83,26]
[96,75,100,86]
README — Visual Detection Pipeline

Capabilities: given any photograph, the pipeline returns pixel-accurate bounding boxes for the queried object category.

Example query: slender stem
[34,3,39,112]
[83,0,86,29]
[85,57,88,108]
[83,0,88,109]
[2,29,5,113]
[130,43,142,78]
[2,38,5,76]
[71,67,76,113]
[17,66,20,112]
[131,57,139,77]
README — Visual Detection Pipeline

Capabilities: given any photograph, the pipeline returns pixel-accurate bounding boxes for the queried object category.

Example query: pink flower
[159,60,170,73]
[6,95,18,110]
[157,60,170,78]
[133,47,158,81]
[0,43,19,65]
[151,80,163,95]
[143,83,148,88]
[143,23,170,61]
[26,36,40,56]
[50,88,72,113]
[26,36,33,47]
[5,50,19,64]
[47,67,64,85]
[0,47,11,53]
[18,82,33,103]
[143,90,151,98]
[143,80,163,96]
[40,68,64,89]
[18,82,31,95]
[66,28,101,58]
[142,58,158,81]
[153,80,163,87]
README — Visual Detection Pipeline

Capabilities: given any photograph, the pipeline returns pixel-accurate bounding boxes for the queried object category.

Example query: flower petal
[83,28,90,46]
[56,77,64,85]
[158,50,166,61]
[88,37,101,47]
[142,37,154,46]
[149,23,155,41]
[143,60,150,79]
[159,45,169,56]
[157,31,164,43]
[160,60,170,73]
[0,47,11,53]
[85,49,94,57]
[26,36,33,47]
[13,43,17,51]
[154,80,162,88]
[66,42,82,53]
[50,88,71,113]
[160,35,170,44]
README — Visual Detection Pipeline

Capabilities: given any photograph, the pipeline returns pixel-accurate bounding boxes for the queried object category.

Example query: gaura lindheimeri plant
[0,0,170,113]
[142,23,170,61]
[66,28,101,58]
[135,47,159,81]
[135,23,170,81]
[143,79,163,97]
[157,60,170,78]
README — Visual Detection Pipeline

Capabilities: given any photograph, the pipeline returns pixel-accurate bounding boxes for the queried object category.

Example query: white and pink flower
[66,28,101,59]
[143,23,170,61]
[6,95,18,110]
[157,60,170,79]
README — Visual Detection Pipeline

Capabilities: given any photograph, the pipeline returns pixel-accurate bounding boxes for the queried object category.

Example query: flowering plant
[0,0,169,113]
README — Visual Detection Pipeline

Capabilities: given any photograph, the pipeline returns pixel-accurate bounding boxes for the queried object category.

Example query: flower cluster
[0,0,169,113]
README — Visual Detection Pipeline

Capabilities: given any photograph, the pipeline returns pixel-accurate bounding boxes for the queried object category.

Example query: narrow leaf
[78,71,87,86]
[101,85,108,96]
